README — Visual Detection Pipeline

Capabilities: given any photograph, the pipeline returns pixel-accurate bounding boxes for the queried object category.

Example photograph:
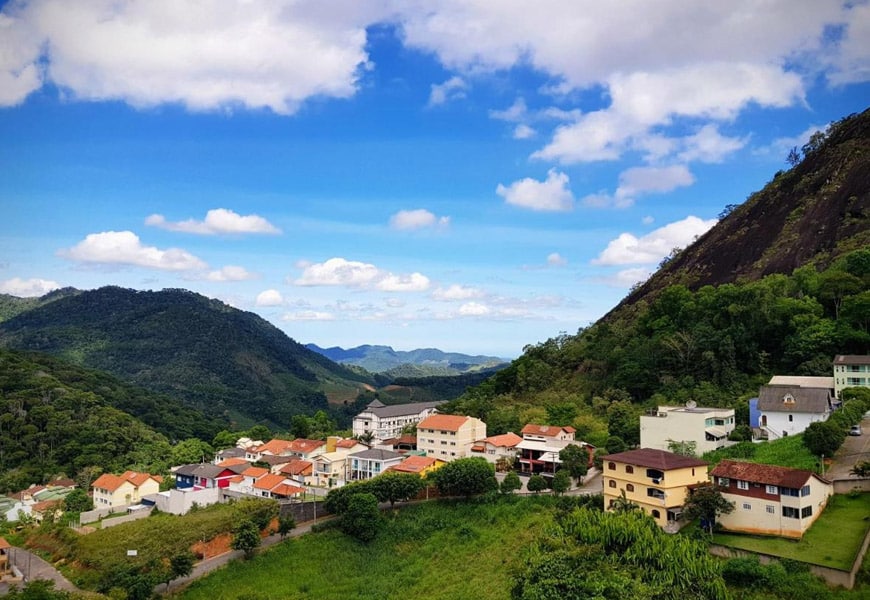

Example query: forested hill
[306,343,507,374]
[620,108,870,311]
[0,287,375,429]
[445,110,869,441]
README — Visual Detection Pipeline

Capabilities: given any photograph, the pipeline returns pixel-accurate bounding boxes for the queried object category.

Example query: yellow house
[603,448,708,529]
[389,455,447,478]
[91,471,162,509]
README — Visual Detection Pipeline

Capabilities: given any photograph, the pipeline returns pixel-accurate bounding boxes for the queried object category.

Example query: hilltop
[306,343,508,375]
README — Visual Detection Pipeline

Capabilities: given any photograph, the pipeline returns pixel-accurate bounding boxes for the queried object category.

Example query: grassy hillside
[0,287,375,429]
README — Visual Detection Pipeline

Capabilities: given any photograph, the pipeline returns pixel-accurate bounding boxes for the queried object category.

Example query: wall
[832,478,870,494]
[152,487,220,515]
[100,509,152,529]
[80,505,128,524]
[279,500,327,523]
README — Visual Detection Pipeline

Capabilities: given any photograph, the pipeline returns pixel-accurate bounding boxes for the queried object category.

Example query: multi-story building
[348,448,405,481]
[833,354,870,397]
[353,399,444,440]
[602,448,708,529]
[640,405,735,455]
[91,471,162,509]
[516,425,591,475]
[757,383,832,440]
[710,460,832,538]
[416,414,487,461]
[470,432,522,467]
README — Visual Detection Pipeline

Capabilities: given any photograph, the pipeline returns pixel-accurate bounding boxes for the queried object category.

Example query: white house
[710,460,832,538]
[640,405,735,454]
[470,432,522,466]
[352,399,444,440]
[348,448,405,481]
[757,384,832,440]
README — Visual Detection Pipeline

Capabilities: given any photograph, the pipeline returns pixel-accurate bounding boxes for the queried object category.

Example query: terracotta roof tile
[279,460,313,476]
[710,460,830,487]
[417,414,472,432]
[91,474,127,492]
[254,439,295,455]
[218,457,249,467]
[242,466,269,478]
[288,439,326,454]
[271,483,305,497]
[252,473,285,490]
[483,432,522,447]
[604,448,708,470]
[391,455,439,473]
[521,424,573,437]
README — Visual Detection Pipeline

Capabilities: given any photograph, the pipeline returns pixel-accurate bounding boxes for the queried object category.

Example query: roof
[91,473,127,492]
[254,439,295,455]
[483,432,522,448]
[417,414,473,432]
[241,466,269,478]
[287,439,326,454]
[350,448,405,461]
[217,457,249,467]
[121,471,162,486]
[768,375,834,389]
[710,460,830,488]
[0,538,10,550]
[391,455,440,473]
[336,439,363,448]
[834,354,870,365]
[757,385,831,413]
[381,434,417,447]
[279,459,313,476]
[271,483,305,497]
[521,424,575,437]
[216,447,247,459]
[253,473,286,491]
[604,448,708,470]
[359,400,444,419]
[258,454,295,466]
[705,426,729,438]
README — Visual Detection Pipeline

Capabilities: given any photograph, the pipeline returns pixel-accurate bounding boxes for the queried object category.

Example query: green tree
[370,471,424,507]
[611,489,639,513]
[559,444,589,483]
[211,430,240,450]
[551,469,571,495]
[341,492,380,542]
[231,519,261,558]
[607,400,640,447]
[500,471,522,495]
[278,514,296,539]
[666,439,698,457]
[290,414,312,439]
[817,270,863,319]
[682,484,735,533]
[246,425,271,442]
[62,488,93,513]
[850,461,870,477]
[165,550,196,589]
[527,474,547,494]
[802,420,846,457]
[605,435,627,454]
[233,497,279,531]
[426,457,497,498]
[171,438,215,465]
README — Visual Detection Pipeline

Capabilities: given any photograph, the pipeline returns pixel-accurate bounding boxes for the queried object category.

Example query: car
[849,425,863,436]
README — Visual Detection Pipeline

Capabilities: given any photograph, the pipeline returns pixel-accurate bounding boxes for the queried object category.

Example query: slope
[0,287,374,429]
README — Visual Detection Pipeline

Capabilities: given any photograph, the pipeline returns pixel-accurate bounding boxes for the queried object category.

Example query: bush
[341,492,380,543]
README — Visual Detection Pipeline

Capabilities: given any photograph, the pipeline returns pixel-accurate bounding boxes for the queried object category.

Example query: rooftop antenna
[686,400,697,409]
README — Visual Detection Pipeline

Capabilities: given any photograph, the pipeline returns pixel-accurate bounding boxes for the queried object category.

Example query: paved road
[826,412,870,480]
[0,546,80,595]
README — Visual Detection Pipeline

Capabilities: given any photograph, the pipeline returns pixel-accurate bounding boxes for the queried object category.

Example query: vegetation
[231,519,262,559]
[340,492,381,542]
[426,457,498,498]
[681,484,735,533]
[803,420,847,457]
[703,431,819,471]
[558,444,589,483]
[500,471,522,495]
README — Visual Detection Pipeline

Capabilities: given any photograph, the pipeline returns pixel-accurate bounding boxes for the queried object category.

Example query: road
[825,411,870,480]
[0,546,79,595]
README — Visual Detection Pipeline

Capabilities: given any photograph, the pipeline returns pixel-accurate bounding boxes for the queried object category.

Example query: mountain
[0,287,81,322]
[0,348,177,491]
[443,109,870,440]
[619,108,870,311]
[0,286,375,429]
[306,343,508,374]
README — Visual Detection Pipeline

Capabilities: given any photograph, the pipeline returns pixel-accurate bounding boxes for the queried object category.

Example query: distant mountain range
[305,343,509,375]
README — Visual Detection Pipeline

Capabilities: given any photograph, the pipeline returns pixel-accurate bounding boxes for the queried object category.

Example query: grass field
[703,434,820,471]
[174,497,555,600]
[712,492,870,570]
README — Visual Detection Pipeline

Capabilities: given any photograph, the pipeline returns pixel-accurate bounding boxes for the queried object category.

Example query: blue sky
[1,1,868,357]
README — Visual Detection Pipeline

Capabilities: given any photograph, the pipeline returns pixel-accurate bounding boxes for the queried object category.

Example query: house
[245,439,295,462]
[174,464,241,490]
[602,448,709,529]
[834,354,870,397]
[214,446,247,463]
[279,459,314,487]
[331,438,369,454]
[709,460,832,538]
[470,432,522,467]
[91,471,162,509]
[757,383,833,440]
[0,537,11,578]
[312,452,350,487]
[640,405,735,454]
[516,424,591,475]
[376,434,417,453]
[285,438,327,461]
[252,474,304,499]
[348,448,405,481]
[353,399,444,440]
[416,414,487,461]
[389,455,446,477]
[0,497,30,523]
[228,466,270,496]
[29,500,62,523]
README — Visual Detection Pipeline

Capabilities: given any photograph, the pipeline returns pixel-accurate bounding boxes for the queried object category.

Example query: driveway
[825,412,870,480]
[2,547,80,594]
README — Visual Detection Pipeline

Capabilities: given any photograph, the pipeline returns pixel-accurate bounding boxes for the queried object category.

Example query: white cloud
[642,216,655,225]
[59,231,207,271]
[593,215,717,265]
[513,124,536,139]
[282,310,336,321]
[145,208,280,235]
[614,165,695,207]
[754,123,823,158]
[205,265,256,282]
[458,302,490,316]
[2,0,386,113]
[489,98,527,122]
[256,289,284,307]
[547,252,567,266]
[496,169,575,212]
[293,257,430,292]
[825,2,870,85]
[676,124,746,163]
[0,11,43,106]
[428,75,467,106]
[610,267,654,288]
[0,277,61,297]
[432,284,485,301]
[389,209,450,231]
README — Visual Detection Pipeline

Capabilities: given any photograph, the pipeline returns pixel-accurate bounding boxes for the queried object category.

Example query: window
[737,480,749,490]
[782,506,799,519]
[717,477,730,487]
[788,414,793,422]
[609,480,617,488]
[766,505,775,514]
[651,510,661,519]
[782,487,799,497]
[765,485,778,495]
[742,503,751,510]
[626,484,634,492]
[608,462,616,470]
[801,506,813,518]
[625,465,634,474]
[647,488,665,500]
[801,485,811,496]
